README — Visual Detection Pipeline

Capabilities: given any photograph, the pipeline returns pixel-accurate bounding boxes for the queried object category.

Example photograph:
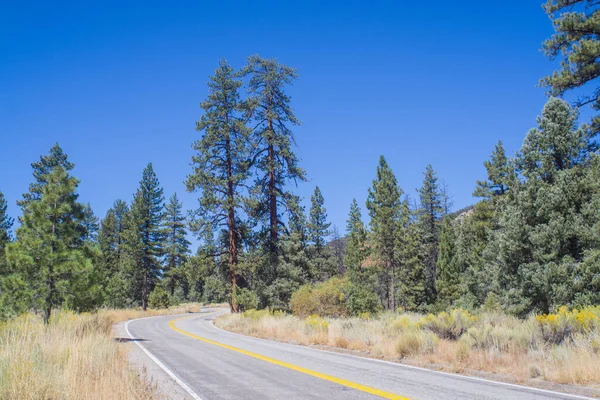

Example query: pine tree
[436,217,460,306]
[307,186,335,281]
[164,193,191,296]
[396,201,428,312]
[417,164,443,303]
[366,156,402,310]
[474,141,511,198]
[81,203,99,242]
[542,0,600,134]
[0,191,13,274]
[242,55,307,267]
[99,200,131,307]
[129,163,165,311]
[6,156,101,323]
[17,143,74,212]
[308,186,331,250]
[186,60,251,312]
[344,199,380,314]
[331,225,346,275]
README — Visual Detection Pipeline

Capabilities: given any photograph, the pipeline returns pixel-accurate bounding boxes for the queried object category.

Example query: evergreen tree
[542,0,600,134]
[492,98,597,314]
[99,200,131,307]
[186,60,251,312]
[436,217,460,306]
[6,155,101,323]
[366,156,402,310]
[308,186,335,281]
[308,186,331,250]
[345,199,380,314]
[242,55,307,267]
[81,203,99,242]
[417,164,443,302]
[163,193,191,296]
[330,225,346,275]
[474,141,511,198]
[0,191,13,273]
[129,163,165,311]
[396,201,428,312]
[17,143,74,212]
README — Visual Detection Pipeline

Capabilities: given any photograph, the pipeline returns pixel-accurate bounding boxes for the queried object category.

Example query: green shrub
[290,277,350,317]
[148,286,170,309]
[235,288,259,312]
[347,284,382,316]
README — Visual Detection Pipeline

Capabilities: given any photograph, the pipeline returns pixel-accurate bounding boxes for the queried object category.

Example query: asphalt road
[124,308,594,400]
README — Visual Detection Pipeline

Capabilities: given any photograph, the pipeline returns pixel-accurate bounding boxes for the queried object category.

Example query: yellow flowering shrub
[420,309,478,340]
[535,306,600,344]
[304,314,329,331]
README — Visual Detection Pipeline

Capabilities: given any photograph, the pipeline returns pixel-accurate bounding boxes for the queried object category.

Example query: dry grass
[215,308,600,389]
[0,303,204,400]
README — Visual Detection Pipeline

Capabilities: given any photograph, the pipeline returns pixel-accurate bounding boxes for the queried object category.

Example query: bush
[304,314,329,331]
[420,309,477,340]
[395,330,438,357]
[290,277,350,317]
[347,284,382,316]
[235,288,259,312]
[148,286,170,309]
[535,306,600,344]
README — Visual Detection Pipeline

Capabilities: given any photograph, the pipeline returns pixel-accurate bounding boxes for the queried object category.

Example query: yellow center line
[169,314,411,400]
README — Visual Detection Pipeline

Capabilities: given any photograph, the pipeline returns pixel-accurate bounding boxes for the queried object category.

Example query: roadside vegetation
[217,305,600,388]
[0,304,202,400]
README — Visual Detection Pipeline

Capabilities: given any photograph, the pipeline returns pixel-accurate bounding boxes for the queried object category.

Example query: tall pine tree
[186,59,251,312]
[417,164,443,303]
[163,193,191,296]
[6,147,101,323]
[0,191,13,274]
[242,55,307,268]
[128,163,165,311]
[308,186,335,281]
[366,156,402,310]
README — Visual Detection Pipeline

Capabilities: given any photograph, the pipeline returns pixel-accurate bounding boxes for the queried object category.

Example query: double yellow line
[169,313,410,400]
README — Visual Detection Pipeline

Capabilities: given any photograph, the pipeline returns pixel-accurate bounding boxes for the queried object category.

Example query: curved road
[125,308,593,400]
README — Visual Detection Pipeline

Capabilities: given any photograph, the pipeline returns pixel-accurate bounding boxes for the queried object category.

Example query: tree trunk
[390,261,395,312]
[226,135,240,313]
[267,120,278,267]
[142,265,148,311]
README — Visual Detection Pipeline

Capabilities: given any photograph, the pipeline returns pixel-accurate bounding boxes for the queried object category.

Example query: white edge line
[208,318,594,400]
[125,316,203,400]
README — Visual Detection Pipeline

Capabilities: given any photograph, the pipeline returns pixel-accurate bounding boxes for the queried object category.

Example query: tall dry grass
[0,303,204,400]
[216,308,600,389]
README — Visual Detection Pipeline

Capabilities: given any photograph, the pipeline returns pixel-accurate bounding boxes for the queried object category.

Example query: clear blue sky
[0,1,558,241]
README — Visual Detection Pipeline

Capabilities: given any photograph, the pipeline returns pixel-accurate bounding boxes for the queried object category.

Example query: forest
[1,0,600,323]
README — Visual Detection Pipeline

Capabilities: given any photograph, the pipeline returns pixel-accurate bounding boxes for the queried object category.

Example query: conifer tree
[308,186,331,250]
[307,186,336,281]
[82,203,99,242]
[344,199,380,314]
[6,151,101,323]
[0,191,13,273]
[417,164,443,302]
[99,200,131,307]
[542,0,600,134]
[128,163,165,311]
[242,55,307,267]
[17,143,74,212]
[474,141,510,198]
[436,217,460,306]
[163,193,191,296]
[186,59,251,312]
[366,156,402,310]
[396,200,428,311]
